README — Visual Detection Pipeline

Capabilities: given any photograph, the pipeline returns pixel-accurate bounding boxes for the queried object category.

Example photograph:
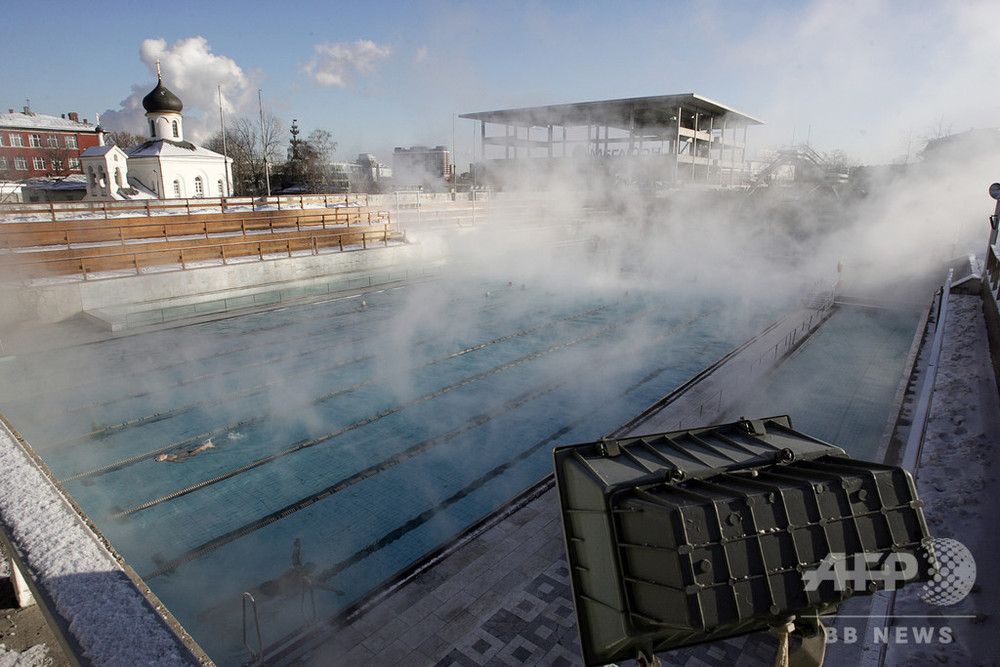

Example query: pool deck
[277,290,1000,666]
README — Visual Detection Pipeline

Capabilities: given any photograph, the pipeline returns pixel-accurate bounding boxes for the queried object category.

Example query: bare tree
[206,113,285,196]
[0,161,28,202]
[823,149,852,169]
[924,118,953,143]
[306,129,337,164]
[41,145,74,178]
[105,131,145,150]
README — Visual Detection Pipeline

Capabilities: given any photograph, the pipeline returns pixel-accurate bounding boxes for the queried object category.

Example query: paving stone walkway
[298,484,786,666]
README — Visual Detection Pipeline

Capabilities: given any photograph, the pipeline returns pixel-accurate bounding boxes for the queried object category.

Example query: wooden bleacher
[0,204,402,283]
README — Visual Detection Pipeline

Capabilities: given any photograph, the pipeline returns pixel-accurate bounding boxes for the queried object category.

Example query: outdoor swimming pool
[0,271,789,663]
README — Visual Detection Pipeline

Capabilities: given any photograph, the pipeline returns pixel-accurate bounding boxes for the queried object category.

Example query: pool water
[724,305,922,461]
[0,273,788,663]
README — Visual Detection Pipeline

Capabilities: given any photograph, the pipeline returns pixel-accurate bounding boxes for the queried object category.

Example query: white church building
[80,73,232,200]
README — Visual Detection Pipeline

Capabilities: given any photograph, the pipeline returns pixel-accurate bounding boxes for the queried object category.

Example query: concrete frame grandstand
[460,94,763,189]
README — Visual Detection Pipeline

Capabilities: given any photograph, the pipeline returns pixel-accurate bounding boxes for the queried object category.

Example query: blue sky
[2,0,997,167]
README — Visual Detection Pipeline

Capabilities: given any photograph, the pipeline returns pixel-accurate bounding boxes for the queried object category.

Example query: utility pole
[258,89,271,197]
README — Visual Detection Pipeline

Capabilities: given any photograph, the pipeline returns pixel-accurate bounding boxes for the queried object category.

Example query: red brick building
[0,108,100,181]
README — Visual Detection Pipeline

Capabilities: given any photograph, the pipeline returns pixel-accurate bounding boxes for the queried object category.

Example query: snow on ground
[0,643,50,667]
[883,293,1000,665]
[0,421,200,666]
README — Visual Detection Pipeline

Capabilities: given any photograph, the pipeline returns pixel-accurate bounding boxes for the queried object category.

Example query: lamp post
[989,182,1000,247]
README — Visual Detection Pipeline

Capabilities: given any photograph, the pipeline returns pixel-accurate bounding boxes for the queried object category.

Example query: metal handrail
[301,577,318,625]
[242,592,264,665]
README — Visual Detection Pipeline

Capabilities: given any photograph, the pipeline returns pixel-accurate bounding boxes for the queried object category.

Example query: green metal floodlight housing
[552,416,931,666]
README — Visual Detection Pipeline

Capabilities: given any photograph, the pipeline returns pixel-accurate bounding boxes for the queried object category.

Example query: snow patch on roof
[126,139,225,160]
[0,112,96,133]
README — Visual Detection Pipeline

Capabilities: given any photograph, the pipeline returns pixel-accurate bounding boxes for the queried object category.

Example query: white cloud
[99,36,258,143]
[302,40,393,88]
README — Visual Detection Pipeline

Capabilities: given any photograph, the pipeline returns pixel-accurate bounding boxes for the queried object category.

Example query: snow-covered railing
[0,193,368,223]
[901,269,954,478]
[982,244,1000,386]
[0,207,389,250]
[0,416,210,665]
[986,243,1000,303]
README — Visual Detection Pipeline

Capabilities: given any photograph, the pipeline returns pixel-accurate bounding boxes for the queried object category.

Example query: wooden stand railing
[0,207,399,283]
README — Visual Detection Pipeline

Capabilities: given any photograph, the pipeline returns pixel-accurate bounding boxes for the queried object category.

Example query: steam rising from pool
[0,142,990,663]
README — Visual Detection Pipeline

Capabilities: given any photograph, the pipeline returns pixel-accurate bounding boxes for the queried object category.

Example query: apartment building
[0,108,100,180]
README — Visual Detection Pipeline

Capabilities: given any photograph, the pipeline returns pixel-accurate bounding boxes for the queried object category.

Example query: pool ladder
[242,592,264,665]
[301,577,318,625]
[242,578,321,665]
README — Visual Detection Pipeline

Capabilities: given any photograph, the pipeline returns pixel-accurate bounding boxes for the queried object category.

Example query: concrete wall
[0,243,422,325]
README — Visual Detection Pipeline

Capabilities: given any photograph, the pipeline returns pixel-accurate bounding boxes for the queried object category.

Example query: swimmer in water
[156,439,214,463]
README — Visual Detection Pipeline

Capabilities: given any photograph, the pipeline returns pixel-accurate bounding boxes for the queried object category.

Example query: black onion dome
[142,79,183,113]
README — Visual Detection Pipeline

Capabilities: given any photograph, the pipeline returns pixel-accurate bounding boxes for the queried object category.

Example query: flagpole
[258,88,271,197]
[218,85,230,197]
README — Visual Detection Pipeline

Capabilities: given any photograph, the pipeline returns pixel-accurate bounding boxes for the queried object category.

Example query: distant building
[321,155,392,194]
[80,71,232,200]
[460,94,762,190]
[0,108,99,200]
[921,128,1000,161]
[393,145,450,191]
[355,153,391,193]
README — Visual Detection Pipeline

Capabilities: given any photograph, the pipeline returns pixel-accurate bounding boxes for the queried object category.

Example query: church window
[88,167,96,190]
[194,176,204,197]
[218,179,224,195]
[173,180,181,197]
[115,168,123,187]
[150,120,156,137]
[172,120,179,138]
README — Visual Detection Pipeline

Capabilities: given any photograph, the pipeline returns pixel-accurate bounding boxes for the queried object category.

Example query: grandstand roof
[459,94,764,130]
